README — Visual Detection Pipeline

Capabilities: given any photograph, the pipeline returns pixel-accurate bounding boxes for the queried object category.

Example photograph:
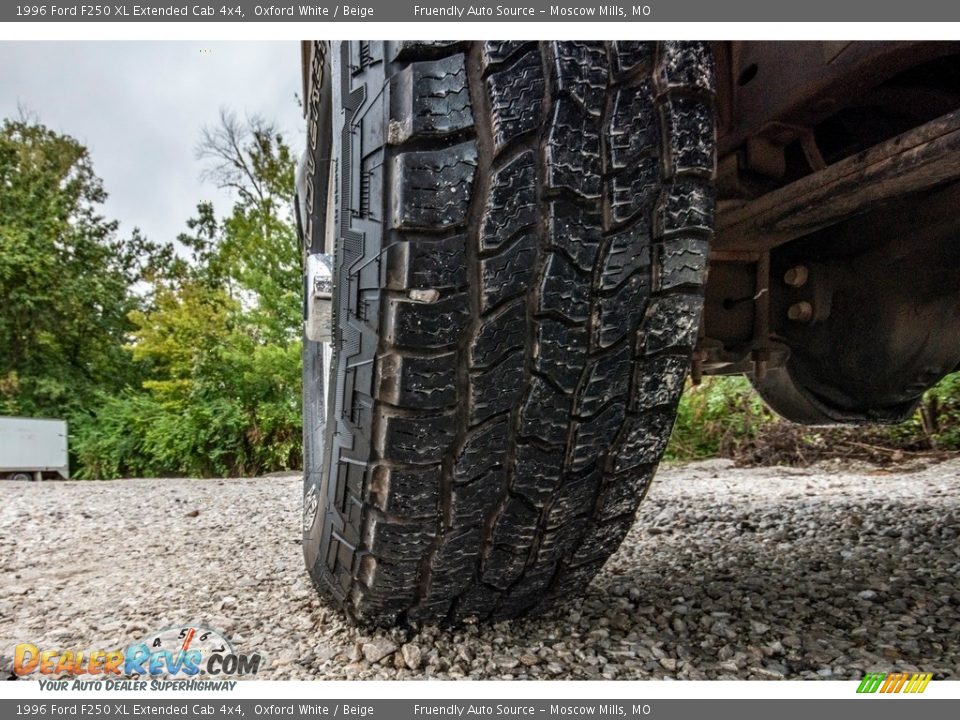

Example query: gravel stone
[401,643,422,670]
[346,642,362,663]
[1,458,958,680]
[362,638,398,664]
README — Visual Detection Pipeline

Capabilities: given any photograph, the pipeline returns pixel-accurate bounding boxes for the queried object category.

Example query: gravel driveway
[2,458,958,680]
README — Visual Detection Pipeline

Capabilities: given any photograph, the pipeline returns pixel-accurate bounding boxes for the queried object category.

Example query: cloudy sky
[1,42,304,246]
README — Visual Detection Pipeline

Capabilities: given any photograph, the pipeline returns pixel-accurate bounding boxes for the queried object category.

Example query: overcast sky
[1,42,304,246]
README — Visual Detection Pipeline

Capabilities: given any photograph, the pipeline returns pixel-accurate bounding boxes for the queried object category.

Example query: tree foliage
[0,117,168,418]
[195,111,301,342]
[1,112,303,478]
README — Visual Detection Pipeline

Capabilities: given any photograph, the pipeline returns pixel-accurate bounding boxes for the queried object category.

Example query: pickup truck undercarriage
[706,41,960,423]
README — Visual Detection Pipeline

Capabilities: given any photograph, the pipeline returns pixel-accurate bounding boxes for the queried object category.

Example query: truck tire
[303,40,716,625]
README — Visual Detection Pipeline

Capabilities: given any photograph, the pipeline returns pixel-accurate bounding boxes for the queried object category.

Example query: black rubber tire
[303,40,716,626]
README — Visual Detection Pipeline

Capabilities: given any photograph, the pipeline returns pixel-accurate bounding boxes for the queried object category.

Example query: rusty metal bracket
[751,253,771,381]
[715,107,960,252]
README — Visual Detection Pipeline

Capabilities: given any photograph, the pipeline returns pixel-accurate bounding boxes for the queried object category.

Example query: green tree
[73,111,304,478]
[0,117,168,418]
[195,110,302,342]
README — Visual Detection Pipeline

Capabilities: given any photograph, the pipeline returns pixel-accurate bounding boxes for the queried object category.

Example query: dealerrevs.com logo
[14,625,264,690]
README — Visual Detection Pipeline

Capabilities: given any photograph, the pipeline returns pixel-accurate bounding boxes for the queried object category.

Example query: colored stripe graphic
[857,673,886,693]
[905,673,933,693]
[856,672,932,694]
[881,672,905,693]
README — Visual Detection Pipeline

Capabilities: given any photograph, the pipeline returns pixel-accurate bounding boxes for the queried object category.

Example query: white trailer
[0,417,69,480]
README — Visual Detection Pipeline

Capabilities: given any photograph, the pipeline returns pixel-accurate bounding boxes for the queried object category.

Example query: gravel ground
[2,458,959,680]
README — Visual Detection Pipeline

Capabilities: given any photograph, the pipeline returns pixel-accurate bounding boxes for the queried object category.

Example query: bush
[72,342,302,479]
[666,372,960,465]
[666,376,777,461]
[71,281,303,479]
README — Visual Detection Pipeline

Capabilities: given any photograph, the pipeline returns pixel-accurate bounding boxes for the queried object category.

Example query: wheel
[8,472,32,482]
[302,40,717,625]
